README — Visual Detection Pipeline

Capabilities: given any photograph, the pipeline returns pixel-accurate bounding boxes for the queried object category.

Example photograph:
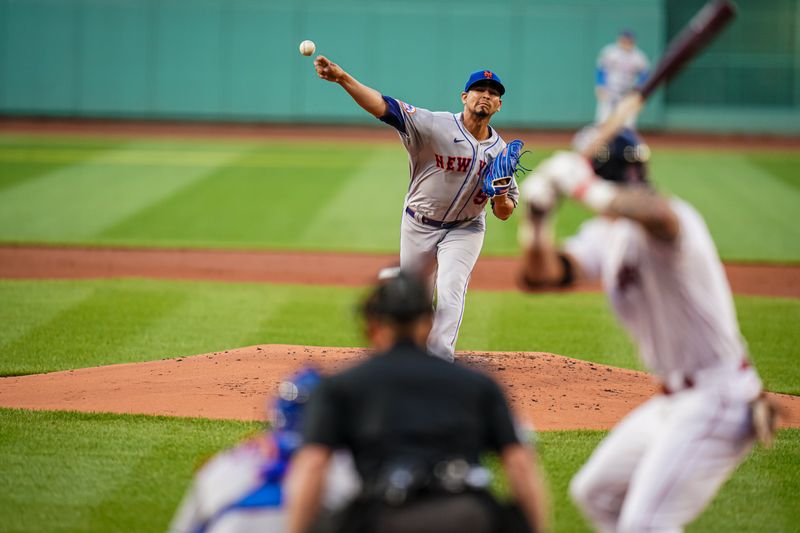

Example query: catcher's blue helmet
[269,367,321,455]
[591,128,650,184]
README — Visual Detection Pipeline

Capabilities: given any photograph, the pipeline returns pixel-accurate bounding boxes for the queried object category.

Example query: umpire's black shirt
[302,340,520,484]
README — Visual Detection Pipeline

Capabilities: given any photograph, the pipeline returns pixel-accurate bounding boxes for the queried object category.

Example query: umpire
[286,271,548,533]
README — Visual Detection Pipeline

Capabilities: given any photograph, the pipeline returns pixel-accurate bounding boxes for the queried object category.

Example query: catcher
[169,368,360,533]
[517,127,778,531]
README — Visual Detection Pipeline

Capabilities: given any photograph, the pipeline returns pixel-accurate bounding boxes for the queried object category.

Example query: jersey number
[473,190,489,205]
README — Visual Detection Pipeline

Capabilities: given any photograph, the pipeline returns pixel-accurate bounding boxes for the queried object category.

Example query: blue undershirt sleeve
[378,95,407,135]
[637,69,649,86]
[595,67,606,87]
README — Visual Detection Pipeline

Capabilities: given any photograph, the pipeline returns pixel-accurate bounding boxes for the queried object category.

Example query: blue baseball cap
[464,70,505,96]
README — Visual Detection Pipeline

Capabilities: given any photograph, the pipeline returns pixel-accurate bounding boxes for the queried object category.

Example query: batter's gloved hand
[482,139,529,198]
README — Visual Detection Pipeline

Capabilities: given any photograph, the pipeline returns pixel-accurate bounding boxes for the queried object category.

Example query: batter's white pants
[400,212,485,361]
[570,368,760,533]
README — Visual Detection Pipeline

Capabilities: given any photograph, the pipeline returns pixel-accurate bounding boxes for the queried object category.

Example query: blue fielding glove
[482,139,529,198]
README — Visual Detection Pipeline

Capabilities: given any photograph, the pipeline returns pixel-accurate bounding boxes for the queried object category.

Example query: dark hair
[363,270,432,325]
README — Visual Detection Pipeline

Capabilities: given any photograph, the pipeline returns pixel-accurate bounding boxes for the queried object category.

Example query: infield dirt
[1,245,798,298]
[0,244,799,430]
[1,343,798,431]
[1,120,797,430]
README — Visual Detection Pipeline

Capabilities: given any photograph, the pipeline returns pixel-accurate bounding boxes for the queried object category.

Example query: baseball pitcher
[314,56,524,361]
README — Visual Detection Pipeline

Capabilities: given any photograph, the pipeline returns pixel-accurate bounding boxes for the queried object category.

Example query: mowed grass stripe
[0,142,245,243]
[0,147,364,168]
[0,409,797,533]
[0,409,259,533]
[650,151,800,263]
[485,150,800,260]
[688,427,800,532]
[737,296,800,395]
[0,279,796,394]
[81,421,246,531]
[136,282,362,362]
[0,279,366,376]
[748,152,800,193]
[461,291,641,370]
[0,284,187,377]
[0,134,386,153]
[536,429,800,533]
[0,143,124,194]
[0,137,799,262]
[98,146,379,249]
[300,147,408,251]
[0,283,97,363]
[253,285,366,348]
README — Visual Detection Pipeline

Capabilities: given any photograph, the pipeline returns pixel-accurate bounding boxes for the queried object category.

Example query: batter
[314,56,519,361]
[518,128,770,532]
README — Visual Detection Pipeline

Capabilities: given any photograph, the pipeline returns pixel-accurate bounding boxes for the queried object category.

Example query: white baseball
[299,40,316,56]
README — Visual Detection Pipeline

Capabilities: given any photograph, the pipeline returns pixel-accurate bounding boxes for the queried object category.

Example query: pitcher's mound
[1,345,798,430]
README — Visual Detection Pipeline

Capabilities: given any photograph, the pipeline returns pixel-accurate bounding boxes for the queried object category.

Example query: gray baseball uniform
[379,96,519,361]
[596,41,649,126]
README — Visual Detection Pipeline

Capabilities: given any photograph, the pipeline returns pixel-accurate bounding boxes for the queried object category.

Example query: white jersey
[169,436,285,533]
[566,198,754,391]
[169,437,359,533]
[596,43,649,95]
[540,156,763,532]
[381,97,520,223]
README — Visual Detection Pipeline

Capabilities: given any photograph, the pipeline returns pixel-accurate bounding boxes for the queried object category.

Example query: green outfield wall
[1,0,798,134]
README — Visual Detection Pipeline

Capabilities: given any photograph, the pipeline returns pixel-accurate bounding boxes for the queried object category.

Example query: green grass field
[1,135,799,260]
[1,133,798,532]
[0,409,261,533]
[1,410,798,533]
[1,279,798,394]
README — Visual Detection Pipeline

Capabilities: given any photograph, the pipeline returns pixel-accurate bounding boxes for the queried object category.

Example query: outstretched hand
[314,55,345,83]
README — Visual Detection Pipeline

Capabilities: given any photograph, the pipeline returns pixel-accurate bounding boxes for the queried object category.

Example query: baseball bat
[581,0,737,157]
[638,0,737,99]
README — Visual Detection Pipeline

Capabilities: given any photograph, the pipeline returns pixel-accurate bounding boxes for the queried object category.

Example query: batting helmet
[591,128,650,184]
[573,126,650,184]
[363,270,432,325]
